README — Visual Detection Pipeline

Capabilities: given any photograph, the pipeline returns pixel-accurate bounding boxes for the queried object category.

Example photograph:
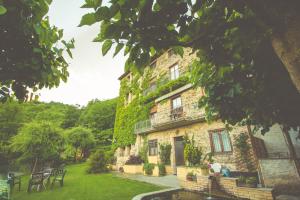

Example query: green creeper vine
[113,67,191,148]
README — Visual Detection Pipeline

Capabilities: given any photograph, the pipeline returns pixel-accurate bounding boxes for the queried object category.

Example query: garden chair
[7,172,21,191]
[51,168,66,189]
[0,180,10,200]
[27,172,45,193]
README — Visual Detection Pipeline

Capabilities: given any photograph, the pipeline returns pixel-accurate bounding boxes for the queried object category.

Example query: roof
[118,71,130,80]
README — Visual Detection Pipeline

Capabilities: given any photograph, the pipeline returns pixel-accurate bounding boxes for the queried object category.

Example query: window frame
[171,96,182,110]
[148,139,158,156]
[169,63,180,80]
[209,129,233,154]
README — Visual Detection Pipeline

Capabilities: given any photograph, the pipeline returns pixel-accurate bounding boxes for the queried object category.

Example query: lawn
[12,164,163,200]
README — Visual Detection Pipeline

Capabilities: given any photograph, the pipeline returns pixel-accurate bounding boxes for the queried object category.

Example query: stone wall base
[179,175,274,200]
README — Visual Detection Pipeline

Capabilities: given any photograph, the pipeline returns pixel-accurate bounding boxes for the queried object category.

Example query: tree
[61,105,81,129]
[80,0,300,133]
[65,126,95,161]
[11,121,64,171]
[0,101,23,168]
[79,98,118,131]
[0,0,74,102]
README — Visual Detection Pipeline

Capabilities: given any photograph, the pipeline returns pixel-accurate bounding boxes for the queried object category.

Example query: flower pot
[200,168,209,176]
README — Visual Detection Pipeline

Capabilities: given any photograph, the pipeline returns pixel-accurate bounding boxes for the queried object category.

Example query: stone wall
[151,48,197,79]
[179,175,274,200]
[259,159,300,187]
[145,120,251,171]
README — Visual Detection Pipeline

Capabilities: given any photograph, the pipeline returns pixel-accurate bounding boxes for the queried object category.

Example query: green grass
[12,164,163,200]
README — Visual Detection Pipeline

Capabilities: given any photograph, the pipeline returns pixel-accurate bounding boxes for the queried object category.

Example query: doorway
[174,136,185,166]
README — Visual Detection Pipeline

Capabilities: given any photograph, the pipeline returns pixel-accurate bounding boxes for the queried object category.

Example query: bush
[86,150,108,173]
[143,163,155,175]
[159,143,172,165]
[105,150,117,165]
[184,135,202,166]
[125,155,143,165]
[158,163,166,176]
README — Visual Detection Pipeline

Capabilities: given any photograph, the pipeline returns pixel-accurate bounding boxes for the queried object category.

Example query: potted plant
[143,163,155,175]
[200,163,209,175]
[186,172,197,181]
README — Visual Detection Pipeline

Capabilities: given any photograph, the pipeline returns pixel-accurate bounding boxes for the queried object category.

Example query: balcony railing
[134,102,205,134]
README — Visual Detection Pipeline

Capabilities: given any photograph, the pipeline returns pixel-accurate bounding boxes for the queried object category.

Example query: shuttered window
[209,129,232,153]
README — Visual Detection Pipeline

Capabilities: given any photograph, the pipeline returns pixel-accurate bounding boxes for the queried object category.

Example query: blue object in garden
[221,168,231,177]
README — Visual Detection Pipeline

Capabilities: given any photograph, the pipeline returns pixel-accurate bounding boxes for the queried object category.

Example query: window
[148,140,158,156]
[125,92,132,105]
[209,129,232,153]
[172,96,182,110]
[170,64,179,80]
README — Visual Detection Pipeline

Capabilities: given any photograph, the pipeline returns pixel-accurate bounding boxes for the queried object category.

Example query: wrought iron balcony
[134,102,205,134]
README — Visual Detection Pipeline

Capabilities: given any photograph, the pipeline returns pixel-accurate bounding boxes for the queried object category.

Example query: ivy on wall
[113,68,191,148]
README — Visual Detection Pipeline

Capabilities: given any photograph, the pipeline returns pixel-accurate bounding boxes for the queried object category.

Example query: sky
[39,0,126,106]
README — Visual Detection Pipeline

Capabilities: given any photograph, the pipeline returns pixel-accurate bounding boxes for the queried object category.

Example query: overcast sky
[39,0,126,106]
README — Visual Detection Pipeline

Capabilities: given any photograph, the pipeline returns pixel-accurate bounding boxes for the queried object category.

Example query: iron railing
[134,102,205,134]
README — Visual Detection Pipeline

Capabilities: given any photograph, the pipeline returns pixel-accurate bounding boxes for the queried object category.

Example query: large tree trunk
[271,17,300,93]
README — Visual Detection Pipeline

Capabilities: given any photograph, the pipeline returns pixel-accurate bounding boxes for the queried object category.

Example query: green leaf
[79,13,96,27]
[0,5,7,15]
[113,43,124,57]
[81,0,102,9]
[102,40,113,56]
[95,6,110,21]
[172,46,184,57]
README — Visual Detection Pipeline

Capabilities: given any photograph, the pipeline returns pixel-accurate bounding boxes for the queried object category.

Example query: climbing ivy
[113,67,191,148]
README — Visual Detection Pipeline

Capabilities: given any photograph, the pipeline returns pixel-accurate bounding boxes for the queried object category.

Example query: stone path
[113,172,180,188]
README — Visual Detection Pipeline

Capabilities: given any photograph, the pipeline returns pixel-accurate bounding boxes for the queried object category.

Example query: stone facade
[136,120,252,172]
[115,47,300,193]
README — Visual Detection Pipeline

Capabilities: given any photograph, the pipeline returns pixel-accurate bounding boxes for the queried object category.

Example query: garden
[11,164,163,200]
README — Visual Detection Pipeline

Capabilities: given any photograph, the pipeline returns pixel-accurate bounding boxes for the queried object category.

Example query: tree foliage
[0,101,24,167]
[81,0,300,133]
[10,121,64,168]
[80,98,118,131]
[0,0,74,102]
[65,126,95,160]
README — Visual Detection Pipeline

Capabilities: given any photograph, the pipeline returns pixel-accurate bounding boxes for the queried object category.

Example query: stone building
[114,48,300,187]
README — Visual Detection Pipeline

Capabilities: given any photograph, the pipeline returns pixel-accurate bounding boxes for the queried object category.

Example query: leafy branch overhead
[0,0,75,102]
[81,0,300,133]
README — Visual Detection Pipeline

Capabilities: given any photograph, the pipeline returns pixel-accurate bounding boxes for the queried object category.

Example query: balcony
[134,102,205,134]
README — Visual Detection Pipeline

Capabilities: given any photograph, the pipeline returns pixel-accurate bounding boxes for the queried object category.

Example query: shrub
[186,172,197,181]
[105,150,117,165]
[158,163,166,176]
[86,150,108,173]
[125,155,143,165]
[143,163,155,175]
[159,143,172,165]
[184,135,202,166]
